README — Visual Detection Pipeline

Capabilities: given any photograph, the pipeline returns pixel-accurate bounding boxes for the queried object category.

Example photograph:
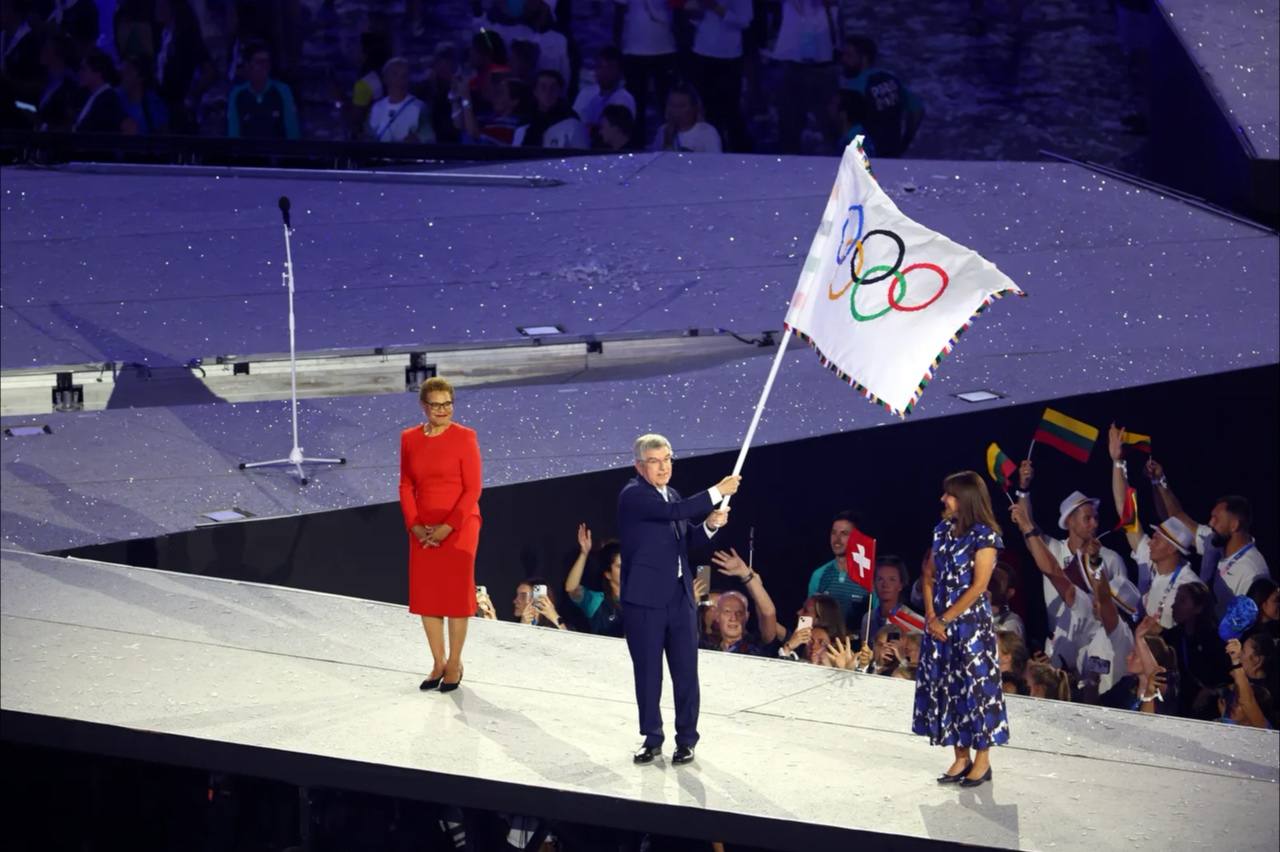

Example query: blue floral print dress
[912,520,1010,749]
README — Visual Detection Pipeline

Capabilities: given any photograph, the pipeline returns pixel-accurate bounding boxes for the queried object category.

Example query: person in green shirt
[807,510,871,627]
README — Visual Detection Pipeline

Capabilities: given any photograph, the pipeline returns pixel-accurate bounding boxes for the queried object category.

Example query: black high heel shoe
[439,668,464,693]
[937,761,973,784]
[419,671,445,691]
[959,767,993,788]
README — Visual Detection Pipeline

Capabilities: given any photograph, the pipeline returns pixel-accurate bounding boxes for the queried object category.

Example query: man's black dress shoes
[633,745,661,765]
[672,745,695,765]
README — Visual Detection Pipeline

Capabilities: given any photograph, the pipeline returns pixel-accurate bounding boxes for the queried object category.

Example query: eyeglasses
[425,401,454,411]
[641,455,674,467]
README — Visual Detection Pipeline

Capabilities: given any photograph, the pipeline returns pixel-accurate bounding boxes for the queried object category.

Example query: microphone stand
[239,197,347,485]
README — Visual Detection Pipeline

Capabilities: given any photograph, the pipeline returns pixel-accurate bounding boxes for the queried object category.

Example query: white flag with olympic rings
[784,136,1025,417]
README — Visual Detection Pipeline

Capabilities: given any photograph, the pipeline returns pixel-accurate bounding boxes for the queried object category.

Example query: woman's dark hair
[1248,577,1278,617]
[473,29,508,65]
[943,470,1002,538]
[600,103,634,137]
[808,593,845,640]
[997,630,1029,679]
[1177,581,1216,636]
[596,539,621,602]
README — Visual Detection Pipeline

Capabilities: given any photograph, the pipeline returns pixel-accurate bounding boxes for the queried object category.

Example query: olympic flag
[784,138,1024,416]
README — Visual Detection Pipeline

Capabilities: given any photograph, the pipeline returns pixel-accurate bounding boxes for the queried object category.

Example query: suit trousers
[624,575,700,749]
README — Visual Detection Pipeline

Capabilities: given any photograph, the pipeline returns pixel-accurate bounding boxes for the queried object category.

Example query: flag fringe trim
[784,290,1020,418]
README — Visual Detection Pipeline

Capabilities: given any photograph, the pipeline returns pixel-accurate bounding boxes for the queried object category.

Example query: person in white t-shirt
[690,0,753,152]
[572,45,636,140]
[1108,424,1198,629]
[1016,459,1141,667]
[366,57,434,143]
[770,0,839,153]
[1010,500,1129,693]
[1147,458,1270,617]
[614,0,677,146]
[649,82,723,153]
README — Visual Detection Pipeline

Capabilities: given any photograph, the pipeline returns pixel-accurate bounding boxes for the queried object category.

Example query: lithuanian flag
[1114,486,1139,533]
[1034,408,1098,463]
[1122,430,1152,454]
[986,442,1017,491]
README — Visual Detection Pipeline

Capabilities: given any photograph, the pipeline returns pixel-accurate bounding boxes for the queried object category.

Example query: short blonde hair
[419,376,454,402]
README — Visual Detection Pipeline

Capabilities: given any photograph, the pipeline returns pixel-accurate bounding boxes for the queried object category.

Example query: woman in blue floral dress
[912,470,1010,788]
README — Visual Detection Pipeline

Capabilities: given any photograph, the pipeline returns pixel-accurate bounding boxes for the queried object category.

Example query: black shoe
[937,762,972,784]
[439,668,464,693]
[959,767,992,788]
[633,745,661,765]
[672,745,696,765]
[419,674,444,691]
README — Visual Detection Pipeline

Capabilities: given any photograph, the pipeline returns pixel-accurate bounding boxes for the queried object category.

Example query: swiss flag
[843,528,877,593]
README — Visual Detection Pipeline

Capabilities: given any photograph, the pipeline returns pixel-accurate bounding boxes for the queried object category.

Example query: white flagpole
[720,326,794,509]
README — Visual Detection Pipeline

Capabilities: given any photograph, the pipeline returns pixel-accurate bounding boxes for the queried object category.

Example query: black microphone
[278,196,291,229]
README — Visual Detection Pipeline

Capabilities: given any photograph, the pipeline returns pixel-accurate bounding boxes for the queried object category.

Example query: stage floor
[2,550,1276,850]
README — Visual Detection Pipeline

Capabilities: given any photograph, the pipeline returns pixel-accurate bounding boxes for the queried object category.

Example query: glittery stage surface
[1157,0,1279,159]
[3,550,1276,851]
[1,156,1277,553]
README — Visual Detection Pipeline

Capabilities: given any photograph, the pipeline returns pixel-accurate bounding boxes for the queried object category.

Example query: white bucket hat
[1058,490,1101,531]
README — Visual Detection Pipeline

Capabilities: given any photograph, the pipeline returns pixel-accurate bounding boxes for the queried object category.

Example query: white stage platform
[2,549,1276,850]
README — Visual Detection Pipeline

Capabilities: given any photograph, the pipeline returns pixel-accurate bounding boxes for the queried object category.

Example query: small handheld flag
[844,528,877,593]
[1122,430,1152,454]
[1034,408,1099,463]
[986,442,1017,492]
[1114,486,1139,533]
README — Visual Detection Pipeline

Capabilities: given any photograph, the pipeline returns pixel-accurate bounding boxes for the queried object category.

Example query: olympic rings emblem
[825,207,949,322]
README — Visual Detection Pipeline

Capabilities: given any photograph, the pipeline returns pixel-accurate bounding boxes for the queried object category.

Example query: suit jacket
[617,476,714,609]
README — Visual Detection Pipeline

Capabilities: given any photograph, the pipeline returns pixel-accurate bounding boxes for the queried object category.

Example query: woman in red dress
[399,377,482,692]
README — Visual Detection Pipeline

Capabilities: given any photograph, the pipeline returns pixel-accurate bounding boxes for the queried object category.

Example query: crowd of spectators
[479,420,1278,733]
[0,0,929,156]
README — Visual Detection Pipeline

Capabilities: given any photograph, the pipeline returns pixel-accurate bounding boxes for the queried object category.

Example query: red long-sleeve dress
[399,422,483,616]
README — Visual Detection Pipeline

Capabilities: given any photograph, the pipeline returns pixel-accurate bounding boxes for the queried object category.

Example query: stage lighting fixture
[201,508,254,523]
[52,372,83,412]
[4,425,51,437]
[405,352,437,391]
[952,389,1004,403]
[517,325,564,337]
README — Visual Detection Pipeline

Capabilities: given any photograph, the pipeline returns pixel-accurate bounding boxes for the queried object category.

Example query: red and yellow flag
[1122,430,1152,454]
[1114,486,1140,533]
[1034,408,1098,463]
[986,442,1017,492]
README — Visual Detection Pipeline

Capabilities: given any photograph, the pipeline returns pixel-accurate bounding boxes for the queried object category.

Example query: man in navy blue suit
[618,433,741,765]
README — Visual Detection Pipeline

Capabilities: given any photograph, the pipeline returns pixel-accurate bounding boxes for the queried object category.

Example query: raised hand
[1146,458,1164,481]
[476,592,497,620]
[784,626,812,653]
[1010,501,1032,531]
[533,595,560,626]
[706,507,730,529]
[1019,459,1034,490]
[854,645,874,670]
[1226,638,1243,666]
[692,572,709,602]
[826,636,856,669]
[711,548,749,578]
[576,522,592,554]
[1108,423,1124,461]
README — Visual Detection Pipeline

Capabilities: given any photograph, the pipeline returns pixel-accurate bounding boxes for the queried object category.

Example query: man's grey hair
[716,590,750,615]
[633,433,673,462]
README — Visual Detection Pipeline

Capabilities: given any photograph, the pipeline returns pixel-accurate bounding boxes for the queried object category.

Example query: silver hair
[633,433,673,463]
[715,590,750,615]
